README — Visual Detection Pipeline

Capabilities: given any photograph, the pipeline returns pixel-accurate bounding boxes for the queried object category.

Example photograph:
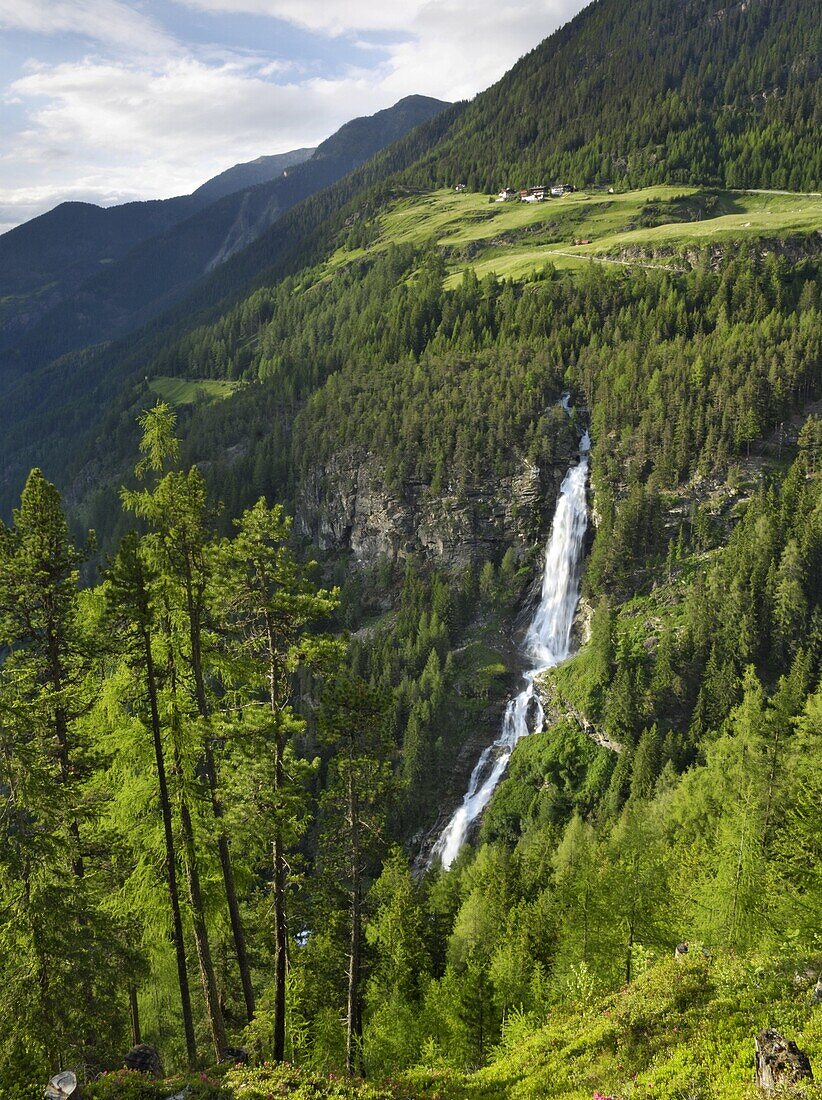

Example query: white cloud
[379,0,577,103]
[0,55,392,224]
[177,0,428,36]
[0,0,176,55]
[177,0,582,102]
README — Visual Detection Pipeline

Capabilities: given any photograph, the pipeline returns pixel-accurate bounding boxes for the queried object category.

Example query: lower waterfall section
[430,429,590,869]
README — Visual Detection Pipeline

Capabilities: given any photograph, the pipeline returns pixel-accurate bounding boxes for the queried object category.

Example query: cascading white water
[431,426,590,870]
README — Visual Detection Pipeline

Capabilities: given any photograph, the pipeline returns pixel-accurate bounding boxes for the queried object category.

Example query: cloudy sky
[0,0,587,234]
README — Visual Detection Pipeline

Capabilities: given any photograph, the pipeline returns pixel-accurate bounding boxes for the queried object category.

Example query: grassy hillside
[147,376,240,406]
[323,186,822,283]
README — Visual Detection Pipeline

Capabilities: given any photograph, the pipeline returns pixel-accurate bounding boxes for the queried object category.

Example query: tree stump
[755,1029,813,1091]
[123,1044,163,1078]
[44,1071,78,1100]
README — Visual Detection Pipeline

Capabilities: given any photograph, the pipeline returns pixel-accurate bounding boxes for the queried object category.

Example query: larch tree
[0,471,129,1080]
[105,532,198,1066]
[122,405,232,1055]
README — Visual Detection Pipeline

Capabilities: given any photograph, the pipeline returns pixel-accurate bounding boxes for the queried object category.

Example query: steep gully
[430,402,590,869]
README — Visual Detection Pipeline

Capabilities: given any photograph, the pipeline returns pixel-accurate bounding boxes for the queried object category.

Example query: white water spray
[431,424,590,869]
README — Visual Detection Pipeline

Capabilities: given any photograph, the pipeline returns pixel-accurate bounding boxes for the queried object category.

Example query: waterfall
[430,426,590,870]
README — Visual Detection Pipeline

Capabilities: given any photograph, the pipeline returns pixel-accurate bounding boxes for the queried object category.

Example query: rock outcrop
[123,1044,163,1078]
[45,1071,78,1100]
[296,441,581,570]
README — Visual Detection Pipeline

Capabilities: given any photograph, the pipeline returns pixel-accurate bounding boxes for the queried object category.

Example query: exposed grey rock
[219,1046,249,1065]
[570,593,595,649]
[535,674,623,754]
[296,443,580,571]
[792,966,816,989]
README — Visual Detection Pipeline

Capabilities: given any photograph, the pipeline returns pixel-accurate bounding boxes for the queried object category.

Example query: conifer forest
[0,0,820,1097]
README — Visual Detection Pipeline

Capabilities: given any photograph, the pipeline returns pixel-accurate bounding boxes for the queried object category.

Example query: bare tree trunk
[128,987,141,1047]
[176,766,228,1061]
[267,616,287,1061]
[755,1029,814,1090]
[272,825,287,1062]
[186,568,255,1023]
[24,860,57,1066]
[167,625,227,1062]
[142,628,197,1067]
[209,750,255,1023]
[625,852,638,985]
[47,629,84,879]
[762,724,782,848]
[346,769,363,1077]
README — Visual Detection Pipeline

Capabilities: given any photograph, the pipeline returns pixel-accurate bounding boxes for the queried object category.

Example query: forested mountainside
[0,96,447,376]
[1,0,820,524]
[0,195,200,317]
[0,148,313,330]
[0,0,821,1095]
[400,0,822,192]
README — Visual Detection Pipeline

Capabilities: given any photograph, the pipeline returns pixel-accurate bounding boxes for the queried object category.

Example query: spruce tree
[318,674,394,1075]
[213,498,338,1061]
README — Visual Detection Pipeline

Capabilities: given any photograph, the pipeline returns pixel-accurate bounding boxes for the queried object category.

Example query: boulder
[755,1029,813,1091]
[44,1071,78,1100]
[123,1043,163,1078]
[219,1046,249,1065]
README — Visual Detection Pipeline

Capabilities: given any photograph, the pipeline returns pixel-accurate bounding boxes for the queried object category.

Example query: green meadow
[148,375,241,406]
[323,186,822,285]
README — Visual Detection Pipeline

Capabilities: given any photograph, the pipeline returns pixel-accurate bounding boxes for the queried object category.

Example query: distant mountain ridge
[0,151,312,344]
[0,95,449,362]
[191,147,316,205]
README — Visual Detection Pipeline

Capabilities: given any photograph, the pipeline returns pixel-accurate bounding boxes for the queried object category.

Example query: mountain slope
[190,147,315,205]
[62,0,820,373]
[399,0,821,192]
[0,149,315,346]
[0,195,199,338]
[0,95,450,373]
[1,0,820,519]
[0,0,820,1084]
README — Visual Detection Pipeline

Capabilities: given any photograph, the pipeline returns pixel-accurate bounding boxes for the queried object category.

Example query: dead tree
[755,1029,813,1092]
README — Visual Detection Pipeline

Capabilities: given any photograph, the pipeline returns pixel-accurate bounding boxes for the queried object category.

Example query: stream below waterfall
[430,422,590,869]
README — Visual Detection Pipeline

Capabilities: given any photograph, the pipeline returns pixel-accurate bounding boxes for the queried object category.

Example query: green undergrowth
[71,954,822,1100]
[430,952,822,1099]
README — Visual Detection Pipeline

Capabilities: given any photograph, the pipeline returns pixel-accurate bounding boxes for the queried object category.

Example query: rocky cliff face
[295,433,581,569]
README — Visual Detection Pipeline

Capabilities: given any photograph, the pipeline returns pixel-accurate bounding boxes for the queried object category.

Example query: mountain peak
[191,147,317,205]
